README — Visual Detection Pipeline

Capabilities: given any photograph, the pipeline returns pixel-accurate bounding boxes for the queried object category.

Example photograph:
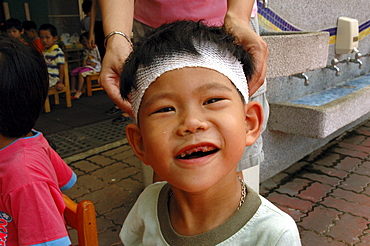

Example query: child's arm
[82,50,88,66]
[10,183,72,245]
[56,63,65,90]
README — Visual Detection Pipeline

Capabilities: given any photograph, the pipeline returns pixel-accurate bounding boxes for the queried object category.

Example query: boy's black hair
[80,31,90,43]
[120,20,255,100]
[39,23,58,37]
[82,0,92,15]
[22,20,38,31]
[5,18,23,31]
[0,35,48,138]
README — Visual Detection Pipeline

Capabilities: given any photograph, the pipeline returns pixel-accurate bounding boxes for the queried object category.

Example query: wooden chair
[86,72,104,96]
[63,194,99,246]
[44,62,72,113]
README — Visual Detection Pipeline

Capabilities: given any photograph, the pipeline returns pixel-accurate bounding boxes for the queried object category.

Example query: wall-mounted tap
[293,73,309,86]
[261,0,268,8]
[349,47,363,69]
[325,58,341,76]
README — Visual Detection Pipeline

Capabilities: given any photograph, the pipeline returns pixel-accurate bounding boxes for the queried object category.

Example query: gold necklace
[237,176,247,210]
[168,177,247,211]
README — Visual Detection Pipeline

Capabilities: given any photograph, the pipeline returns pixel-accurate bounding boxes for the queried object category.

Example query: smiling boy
[119,21,301,245]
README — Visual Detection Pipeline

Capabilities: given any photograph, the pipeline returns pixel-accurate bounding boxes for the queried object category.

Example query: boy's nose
[176,112,209,136]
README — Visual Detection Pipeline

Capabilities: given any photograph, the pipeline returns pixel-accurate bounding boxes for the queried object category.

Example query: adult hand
[224,16,268,96]
[87,32,97,50]
[99,35,133,116]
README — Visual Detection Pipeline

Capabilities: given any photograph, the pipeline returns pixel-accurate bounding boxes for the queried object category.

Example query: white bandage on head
[130,40,249,119]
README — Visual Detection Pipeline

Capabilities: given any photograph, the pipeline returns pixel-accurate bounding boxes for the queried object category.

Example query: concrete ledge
[262,31,329,78]
[269,75,370,138]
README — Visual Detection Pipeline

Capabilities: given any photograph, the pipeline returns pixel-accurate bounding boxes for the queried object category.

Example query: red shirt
[0,130,76,245]
[32,37,44,53]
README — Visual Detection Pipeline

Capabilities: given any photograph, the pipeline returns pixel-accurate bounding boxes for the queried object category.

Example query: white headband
[130,41,249,119]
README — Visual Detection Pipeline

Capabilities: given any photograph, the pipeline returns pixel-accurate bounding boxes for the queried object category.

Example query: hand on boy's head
[99,39,133,115]
[224,19,268,96]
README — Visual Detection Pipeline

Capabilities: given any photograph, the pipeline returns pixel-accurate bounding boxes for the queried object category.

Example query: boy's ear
[126,123,147,163]
[244,101,264,146]
[53,35,58,42]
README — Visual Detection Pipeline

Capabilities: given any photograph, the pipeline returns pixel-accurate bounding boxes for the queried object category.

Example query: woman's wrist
[104,31,133,49]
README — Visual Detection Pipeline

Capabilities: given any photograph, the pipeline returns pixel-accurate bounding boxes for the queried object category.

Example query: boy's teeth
[178,146,216,159]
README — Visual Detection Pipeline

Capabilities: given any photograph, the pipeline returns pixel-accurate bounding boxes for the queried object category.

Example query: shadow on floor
[35,91,133,158]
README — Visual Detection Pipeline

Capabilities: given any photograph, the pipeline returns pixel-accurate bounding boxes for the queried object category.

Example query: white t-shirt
[120,182,301,246]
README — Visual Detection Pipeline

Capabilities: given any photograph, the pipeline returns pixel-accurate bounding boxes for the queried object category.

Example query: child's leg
[73,73,84,98]
[74,68,94,98]
[70,76,77,93]
[70,67,84,94]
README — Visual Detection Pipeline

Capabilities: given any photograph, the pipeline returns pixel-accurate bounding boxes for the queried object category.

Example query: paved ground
[36,92,370,245]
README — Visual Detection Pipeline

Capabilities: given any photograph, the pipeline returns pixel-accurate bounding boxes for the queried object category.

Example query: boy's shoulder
[44,44,64,54]
[139,181,168,203]
[1,132,50,179]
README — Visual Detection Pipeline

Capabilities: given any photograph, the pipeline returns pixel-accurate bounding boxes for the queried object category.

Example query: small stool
[86,73,103,96]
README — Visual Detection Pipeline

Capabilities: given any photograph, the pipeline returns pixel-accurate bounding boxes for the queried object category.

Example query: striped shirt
[43,44,65,79]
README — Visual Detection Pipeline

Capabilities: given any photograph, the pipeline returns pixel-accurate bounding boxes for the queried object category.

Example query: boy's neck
[46,43,58,51]
[0,131,33,149]
[169,175,243,236]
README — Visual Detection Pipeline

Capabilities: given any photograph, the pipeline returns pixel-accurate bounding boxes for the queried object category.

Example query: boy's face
[127,67,263,193]
[7,27,23,40]
[39,30,58,49]
[24,29,37,40]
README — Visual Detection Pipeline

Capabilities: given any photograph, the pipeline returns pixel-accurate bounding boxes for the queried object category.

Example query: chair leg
[54,94,60,105]
[86,77,93,96]
[44,96,51,113]
[65,91,72,108]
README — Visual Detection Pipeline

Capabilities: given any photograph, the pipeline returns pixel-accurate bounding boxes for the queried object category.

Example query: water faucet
[349,47,362,69]
[293,73,309,86]
[326,58,341,76]
[262,0,268,8]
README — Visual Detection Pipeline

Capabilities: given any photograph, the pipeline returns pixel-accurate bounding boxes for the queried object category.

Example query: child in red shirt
[0,35,76,246]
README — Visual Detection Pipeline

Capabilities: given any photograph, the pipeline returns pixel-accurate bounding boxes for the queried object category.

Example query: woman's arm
[224,0,268,96]
[88,0,97,49]
[97,0,135,115]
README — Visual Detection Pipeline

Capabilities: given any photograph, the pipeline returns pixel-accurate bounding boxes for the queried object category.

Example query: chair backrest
[63,194,99,246]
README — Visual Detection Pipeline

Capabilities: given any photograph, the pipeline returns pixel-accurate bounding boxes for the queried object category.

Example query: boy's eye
[153,107,175,114]
[204,98,223,105]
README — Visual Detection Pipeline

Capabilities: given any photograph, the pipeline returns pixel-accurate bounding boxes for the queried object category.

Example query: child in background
[5,18,27,44]
[119,21,301,245]
[70,32,101,99]
[22,20,44,52]
[0,35,76,246]
[39,23,65,90]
